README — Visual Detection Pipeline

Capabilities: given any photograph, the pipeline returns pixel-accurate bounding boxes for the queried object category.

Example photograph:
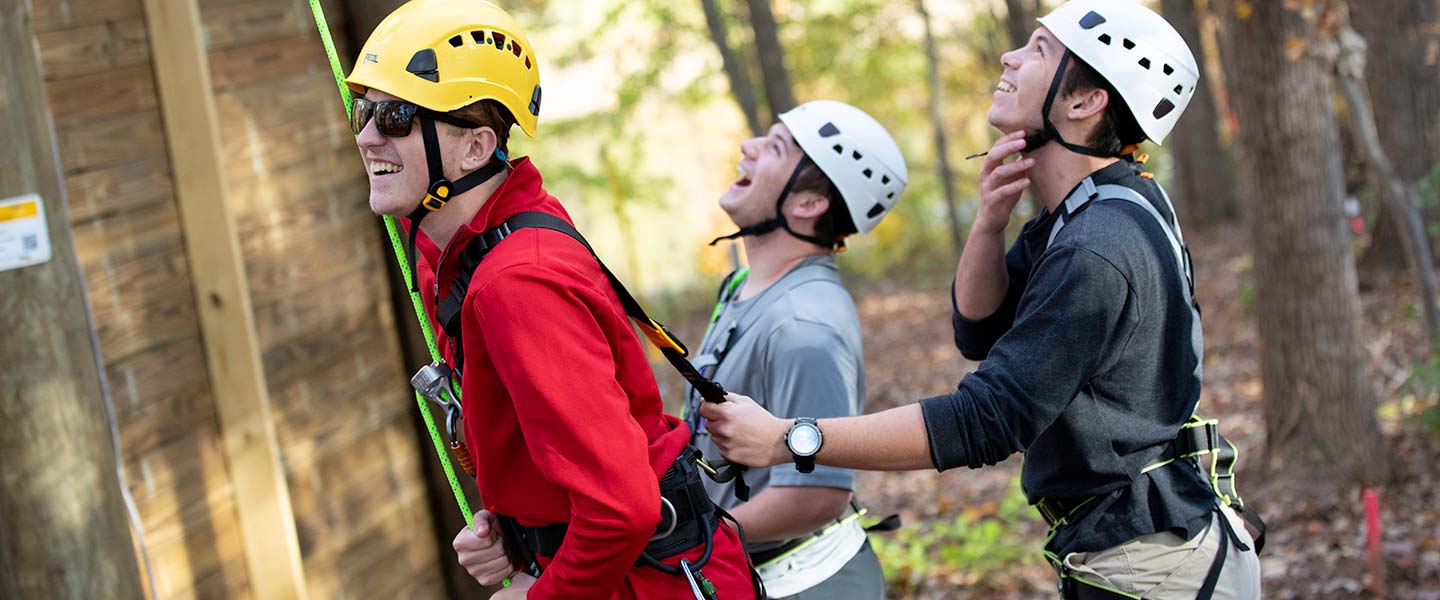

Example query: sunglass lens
[350,98,373,137]
[374,101,417,137]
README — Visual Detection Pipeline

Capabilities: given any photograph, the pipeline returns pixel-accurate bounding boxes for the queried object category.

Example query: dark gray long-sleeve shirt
[920,161,1215,557]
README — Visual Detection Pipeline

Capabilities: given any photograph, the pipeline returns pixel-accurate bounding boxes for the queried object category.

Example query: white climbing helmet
[1039,0,1199,145]
[778,100,908,234]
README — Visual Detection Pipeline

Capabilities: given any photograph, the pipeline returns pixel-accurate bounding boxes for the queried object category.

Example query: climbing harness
[496,447,719,577]
[1033,173,1265,599]
[440,213,765,598]
[433,210,751,498]
[747,502,900,598]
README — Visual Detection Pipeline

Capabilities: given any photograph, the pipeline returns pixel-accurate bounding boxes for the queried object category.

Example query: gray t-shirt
[686,255,865,550]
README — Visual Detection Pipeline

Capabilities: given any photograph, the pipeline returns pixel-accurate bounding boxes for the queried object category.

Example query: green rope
[308,0,473,525]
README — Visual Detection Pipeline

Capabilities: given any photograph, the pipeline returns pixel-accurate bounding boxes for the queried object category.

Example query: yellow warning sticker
[0,199,39,222]
[0,194,51,272]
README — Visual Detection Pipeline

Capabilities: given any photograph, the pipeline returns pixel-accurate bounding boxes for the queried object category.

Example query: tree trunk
[701,0,765,136]
[342,0,403,53]
[1352,0,1440,272]
[1217,0,1390,487]
[1004,0,1032,52]
[1332,20,1440,347]
[916,0,964,252]
[744,0,797,118]
[1161,0,1239,227]
[0,2,146,598]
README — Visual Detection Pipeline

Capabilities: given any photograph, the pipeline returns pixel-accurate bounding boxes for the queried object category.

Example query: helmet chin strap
[1023,50,1119,158]
[964,50,1124,160]
[403,116,509,293]
[708,154,834,249]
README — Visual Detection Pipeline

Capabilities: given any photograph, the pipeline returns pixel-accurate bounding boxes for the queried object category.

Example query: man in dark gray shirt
[700,2,1261,598]
[688,100,907,598]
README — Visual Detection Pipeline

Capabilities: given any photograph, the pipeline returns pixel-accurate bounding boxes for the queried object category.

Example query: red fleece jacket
[412,158,754,599]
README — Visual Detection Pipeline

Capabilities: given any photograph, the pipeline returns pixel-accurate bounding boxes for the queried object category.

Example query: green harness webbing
[308,0,473,526]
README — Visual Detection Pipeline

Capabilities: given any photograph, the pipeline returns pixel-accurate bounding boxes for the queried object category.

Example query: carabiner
[445,403,463,445]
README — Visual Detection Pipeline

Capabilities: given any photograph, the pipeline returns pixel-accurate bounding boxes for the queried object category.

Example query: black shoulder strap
[435,211,728,403]
[437,211,750,500]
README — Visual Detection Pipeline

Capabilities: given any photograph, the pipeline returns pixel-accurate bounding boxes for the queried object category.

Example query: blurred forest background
[484,0,1440,597]
[3,0,1438,598]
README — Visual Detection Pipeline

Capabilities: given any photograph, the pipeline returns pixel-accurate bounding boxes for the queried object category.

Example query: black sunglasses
[351,97,481,137]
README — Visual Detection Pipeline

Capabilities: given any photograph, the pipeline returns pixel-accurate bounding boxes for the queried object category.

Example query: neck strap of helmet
[709,154,836,249]
[402,116,509,292]
[1025,50,1123,158]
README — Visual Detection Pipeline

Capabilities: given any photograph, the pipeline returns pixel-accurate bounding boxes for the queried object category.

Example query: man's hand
[699,392,792,468]
[453,510,513,586]
[973,130,1035,236]
[491,572,536,599]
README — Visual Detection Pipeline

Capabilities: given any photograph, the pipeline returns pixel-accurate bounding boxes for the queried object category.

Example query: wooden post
[0,1,146,598]
[139,0,310,598]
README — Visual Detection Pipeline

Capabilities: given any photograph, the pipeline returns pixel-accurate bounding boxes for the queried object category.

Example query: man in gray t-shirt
[689,255,863,511]
[687,100,907,599]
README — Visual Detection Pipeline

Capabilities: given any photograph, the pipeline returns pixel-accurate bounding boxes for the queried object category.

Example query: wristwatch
[785,418,823,473]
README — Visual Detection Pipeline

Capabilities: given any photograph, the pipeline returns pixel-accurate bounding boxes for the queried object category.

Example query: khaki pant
[1062,505,1262,599]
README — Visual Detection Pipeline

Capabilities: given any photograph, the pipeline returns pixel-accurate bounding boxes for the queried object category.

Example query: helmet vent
[852,150,863,161]
[867,203,886,219]
[1078,11,1106,30]
[881,175,890,185]
[512,42,523,57]
[832,144,844,154]
[1153,99,1176,119]
[818,122,841,137]
[1163,64,1174,76]
[1122,38,1135,50]
[493,33,506,48]
[862,168,873,179]
[1098,33,1111,45]
[1173,84,1184,95]
[406,49,439,82]
[448,35,463,48]
[1138,57,1151,69]
[528,84,542,116]
[471,31,485,44]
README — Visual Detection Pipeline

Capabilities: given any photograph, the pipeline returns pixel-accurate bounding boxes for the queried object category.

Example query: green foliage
[1417,163,1440,210]
[1403,347,1440,436]
[504,0,1043,293]
[867,476,1041,593]
[1236,258,1256,314]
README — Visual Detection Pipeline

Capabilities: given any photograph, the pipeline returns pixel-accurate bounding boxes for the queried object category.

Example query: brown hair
[791,161,856,246]
[446,99,514,155]
[1058,57,1146,156]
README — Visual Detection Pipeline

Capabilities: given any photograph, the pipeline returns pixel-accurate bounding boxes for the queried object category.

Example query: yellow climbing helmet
[345,0,541,138]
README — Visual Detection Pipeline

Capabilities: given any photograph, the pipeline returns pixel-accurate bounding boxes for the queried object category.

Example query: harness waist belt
[497,446,718,571]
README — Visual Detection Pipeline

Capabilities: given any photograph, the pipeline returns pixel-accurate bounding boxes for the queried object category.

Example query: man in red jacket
[346,1,757,598]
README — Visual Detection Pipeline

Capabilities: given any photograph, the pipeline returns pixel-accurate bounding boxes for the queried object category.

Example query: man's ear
[462,126,499,170]
[1065,87,1109,123]
[785,191,831,221]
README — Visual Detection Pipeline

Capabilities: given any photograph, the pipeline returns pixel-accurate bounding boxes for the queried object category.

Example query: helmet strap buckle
[423,179,452,211]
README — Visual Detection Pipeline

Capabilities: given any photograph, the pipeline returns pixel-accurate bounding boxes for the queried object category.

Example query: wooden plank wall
[31,0,253,597]
[199,0,446,596]
[31,0,447,597]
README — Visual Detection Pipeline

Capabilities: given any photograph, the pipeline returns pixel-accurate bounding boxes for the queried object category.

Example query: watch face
[789,424,822,456]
